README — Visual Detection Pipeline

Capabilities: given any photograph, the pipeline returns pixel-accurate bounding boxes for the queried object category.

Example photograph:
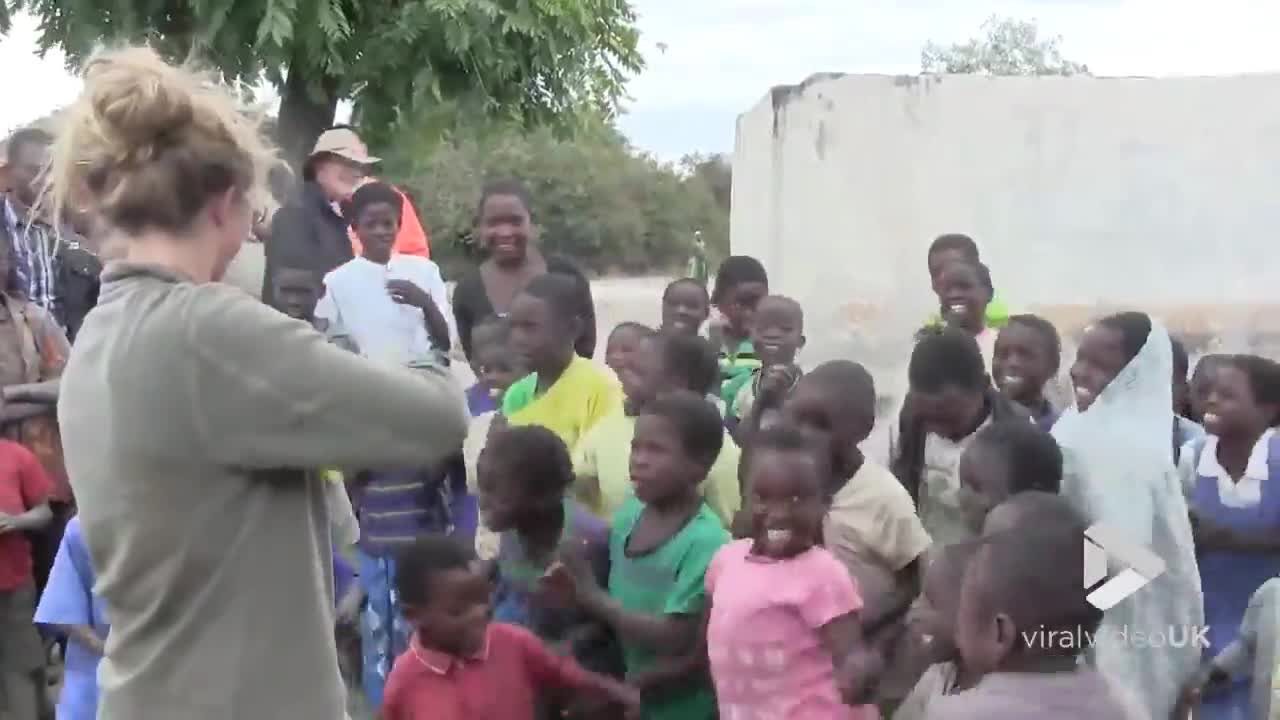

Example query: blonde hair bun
[44,45,278,237]
[87,47,197,153]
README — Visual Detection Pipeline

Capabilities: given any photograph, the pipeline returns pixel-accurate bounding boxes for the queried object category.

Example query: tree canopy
[389,122,730,278]
[6,0,645,167]
[921,16,1088,76]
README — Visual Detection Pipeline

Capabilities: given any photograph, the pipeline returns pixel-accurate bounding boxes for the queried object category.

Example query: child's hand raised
[540,540,599,608]
[756,364,801,406]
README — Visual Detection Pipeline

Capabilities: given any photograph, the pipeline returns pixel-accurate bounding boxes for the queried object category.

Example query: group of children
[10,171,1280,720]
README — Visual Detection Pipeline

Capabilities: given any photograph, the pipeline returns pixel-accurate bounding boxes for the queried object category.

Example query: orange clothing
[350,186,431,258]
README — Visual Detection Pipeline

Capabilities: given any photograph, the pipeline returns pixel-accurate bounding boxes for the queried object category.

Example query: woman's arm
[188,285,468,471]
[452,271,480,361]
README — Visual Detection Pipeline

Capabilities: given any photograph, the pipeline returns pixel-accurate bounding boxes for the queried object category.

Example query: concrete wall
[731,73,1280,393]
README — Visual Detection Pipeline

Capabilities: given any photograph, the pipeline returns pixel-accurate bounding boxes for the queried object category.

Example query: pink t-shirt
[706,539,876,720]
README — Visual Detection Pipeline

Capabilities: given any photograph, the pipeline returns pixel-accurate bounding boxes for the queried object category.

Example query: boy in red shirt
[0,438,54,718]
[382,535,638,720]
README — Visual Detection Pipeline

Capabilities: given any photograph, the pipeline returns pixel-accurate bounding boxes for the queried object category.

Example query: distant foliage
[386,123,730,277]
[921,16,1088,76]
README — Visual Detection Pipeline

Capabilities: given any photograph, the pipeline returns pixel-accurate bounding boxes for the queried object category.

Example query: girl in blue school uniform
[1183,354,1280,720]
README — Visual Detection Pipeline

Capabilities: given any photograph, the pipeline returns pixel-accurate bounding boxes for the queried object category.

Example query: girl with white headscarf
[1052,311,1203,719]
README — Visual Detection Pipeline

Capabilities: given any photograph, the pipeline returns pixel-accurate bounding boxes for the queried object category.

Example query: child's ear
[798,334,808,350]
[993,612,1020,658]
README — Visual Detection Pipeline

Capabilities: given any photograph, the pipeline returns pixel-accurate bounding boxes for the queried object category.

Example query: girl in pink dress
[705,424,880,720]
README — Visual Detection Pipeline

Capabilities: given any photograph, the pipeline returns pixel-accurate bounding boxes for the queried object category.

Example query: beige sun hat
[309,128,380,165]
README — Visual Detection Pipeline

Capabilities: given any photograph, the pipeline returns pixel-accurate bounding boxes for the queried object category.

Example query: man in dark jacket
[263,127,378,306]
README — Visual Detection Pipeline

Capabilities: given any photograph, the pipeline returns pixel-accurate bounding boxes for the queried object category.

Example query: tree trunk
[276,55,341,175]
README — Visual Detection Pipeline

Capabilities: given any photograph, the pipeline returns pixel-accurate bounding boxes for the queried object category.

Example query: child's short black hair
[938,258,995,296]
[643,391,725,470]
[1096,311,1152,365]
[1005,314,1062,375]
[1226,354,1280,422]
[609,321,653,343]
[483,425,574,498]
[521,272,584,320]
[1171,336,1190,381]
[477,178,534,219]
[977,506,1103,650]
[394,535,477,607]
[663,277,710,303]
[743,422,832,485]
[805,360,877,420]
[349,181,403,224]
[712,255,768,304]
[755,295,805,326]
[908,327,988,394]
[928,234,980,262]
[972,422,1063,494]
[472,315,511,349]
[653,333,720,396]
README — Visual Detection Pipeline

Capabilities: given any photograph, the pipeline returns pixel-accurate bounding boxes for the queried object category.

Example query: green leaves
[921,16,1088,77]
[383,124,729,279]
[6,0,644,147]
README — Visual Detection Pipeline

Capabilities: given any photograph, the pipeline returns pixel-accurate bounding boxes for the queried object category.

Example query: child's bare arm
[520,627,640,717]
[861,556,922,636]
[628,604,710,696]
[58,624,105,656]
[544,560,700,655]
[821,612,882,706]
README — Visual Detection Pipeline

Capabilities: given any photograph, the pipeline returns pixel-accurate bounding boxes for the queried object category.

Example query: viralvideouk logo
[1083,523,1166,610]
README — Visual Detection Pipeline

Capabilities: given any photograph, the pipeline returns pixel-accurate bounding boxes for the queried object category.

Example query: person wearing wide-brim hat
[261,128,378,306]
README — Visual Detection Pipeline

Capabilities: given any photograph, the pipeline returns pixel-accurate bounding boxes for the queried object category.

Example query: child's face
[750,299,805,368]
[782,378,872,480]
[476,449,555,533]
[629,414,701,506]
[717,281,768,337]
[919,557,962,664]
[954,549,1014,676]
[928,248,972,292]
[1203,364,1275,440]
[355,201,400,264]
[1190,359,1222,423]
[746,447,826,559]
[621,337,663,410]
[1069,324,1131,412]
[272,268,321,320]
[478,194,533,265]
[509,294,574,374]
[401,566,493,658]
[937,263,990,333]
[911,385,986,442]
[958,441,1010,533]
[473,338,523,400]
[605,326,646,380]
[662,283,710,336]
[993,324,1052,406]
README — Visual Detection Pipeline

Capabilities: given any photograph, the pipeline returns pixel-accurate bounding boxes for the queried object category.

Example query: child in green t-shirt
[545,391,729,720]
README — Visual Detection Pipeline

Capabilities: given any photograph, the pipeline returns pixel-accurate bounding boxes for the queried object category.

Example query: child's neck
[362,253,391,266]
[535,353,574,393]
[649,487,703,517]
[828,449,865,499]
[724,327,750,348]
[1217,428,1266,480]
[516,503,565,556]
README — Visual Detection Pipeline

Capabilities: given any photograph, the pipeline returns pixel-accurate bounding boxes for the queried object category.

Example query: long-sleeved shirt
[57,262,468,720]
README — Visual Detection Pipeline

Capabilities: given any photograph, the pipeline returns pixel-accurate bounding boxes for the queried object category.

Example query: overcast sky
[5,0,1280,159]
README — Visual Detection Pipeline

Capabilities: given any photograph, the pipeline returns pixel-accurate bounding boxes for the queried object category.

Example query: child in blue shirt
[34,517,107,720]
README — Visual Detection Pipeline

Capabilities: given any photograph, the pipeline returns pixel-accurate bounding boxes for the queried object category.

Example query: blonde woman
[47,48,468,720]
